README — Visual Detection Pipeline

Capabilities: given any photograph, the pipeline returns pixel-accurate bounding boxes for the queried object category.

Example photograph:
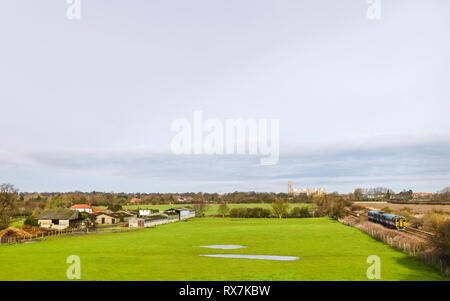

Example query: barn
[37,209,81,230]
[165,207,196,220]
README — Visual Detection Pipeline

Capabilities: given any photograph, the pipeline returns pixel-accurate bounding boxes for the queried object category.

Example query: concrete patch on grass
[200,254,300,261]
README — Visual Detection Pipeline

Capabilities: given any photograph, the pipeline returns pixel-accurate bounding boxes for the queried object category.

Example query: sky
[0,0,449,194]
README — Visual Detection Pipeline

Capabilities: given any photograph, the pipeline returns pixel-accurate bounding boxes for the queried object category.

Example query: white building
[70,204,93,213]
[139,209,152,216]
[292,187,325,197]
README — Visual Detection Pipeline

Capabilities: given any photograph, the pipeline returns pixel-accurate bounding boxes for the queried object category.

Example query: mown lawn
[0,218,446,281]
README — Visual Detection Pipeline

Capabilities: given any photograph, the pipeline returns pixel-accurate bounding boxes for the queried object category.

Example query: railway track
[404,227,435,240]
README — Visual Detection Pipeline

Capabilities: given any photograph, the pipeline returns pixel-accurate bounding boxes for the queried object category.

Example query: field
[0,218,446,281]
[118,203,313,216]
[356,202,450,214]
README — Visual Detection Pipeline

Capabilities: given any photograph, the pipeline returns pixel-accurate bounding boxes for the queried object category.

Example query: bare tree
[193,202,209,217]
[0,183,18,230]
[353,188,363,201]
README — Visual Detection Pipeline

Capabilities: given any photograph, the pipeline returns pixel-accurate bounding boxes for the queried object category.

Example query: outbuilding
[165,207,195,220]
[37,209,81,230]
[129,214,169,228]
[95,214,120,225]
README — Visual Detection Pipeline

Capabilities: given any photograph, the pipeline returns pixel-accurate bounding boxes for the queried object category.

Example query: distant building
[288,181,293,195]
[288,182,325,196]
[139,209,152,216]
[175,195,188,202]
[130,198,141,204]
[129,214,169,228]
[292,187,325,197]
[93,208,113,214]
[37,209,81,230]
[70,204,92,213]
[96,214,120,225]
[164,207,196,220]
[413,192,433,199]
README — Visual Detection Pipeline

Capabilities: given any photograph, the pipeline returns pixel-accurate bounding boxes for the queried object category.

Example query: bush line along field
[0,218,446,281]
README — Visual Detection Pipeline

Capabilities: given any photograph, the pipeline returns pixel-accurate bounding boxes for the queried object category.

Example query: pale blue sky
[0,1,449,193]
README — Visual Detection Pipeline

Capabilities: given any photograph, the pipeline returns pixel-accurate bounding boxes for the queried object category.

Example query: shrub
[314,194,346,219]
[107,204,123,212]
[271,199,289,218]
[24,217,39,227]
[381,207,393,213]
[229,207,271,218]
[331,201,346,219]
[290,206,311,218]
[433,220,450,259]
[229,208,246,218]
[351,204,364,211]
[217,203,229,217]
[394,207,413,220]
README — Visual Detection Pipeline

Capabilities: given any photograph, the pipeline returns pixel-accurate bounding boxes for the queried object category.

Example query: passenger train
[368,210,407,231]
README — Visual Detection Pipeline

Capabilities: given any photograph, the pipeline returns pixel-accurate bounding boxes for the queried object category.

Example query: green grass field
[9,218,25,228]
[118,203,312,216]
[0,218,446,281]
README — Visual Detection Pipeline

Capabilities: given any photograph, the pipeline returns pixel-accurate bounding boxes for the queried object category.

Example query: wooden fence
[0,228,89,245]
[0,225,146,245]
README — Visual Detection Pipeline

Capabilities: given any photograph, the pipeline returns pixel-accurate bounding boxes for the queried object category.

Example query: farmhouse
[70,204,93,213]
[96,214,120,225]
[37,209,81,230]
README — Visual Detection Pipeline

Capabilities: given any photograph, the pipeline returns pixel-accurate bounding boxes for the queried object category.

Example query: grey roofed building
[36,209,80,220]
[36,209,81,229]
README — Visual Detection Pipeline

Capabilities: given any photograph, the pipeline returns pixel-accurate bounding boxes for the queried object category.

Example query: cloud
[1,132,448,192]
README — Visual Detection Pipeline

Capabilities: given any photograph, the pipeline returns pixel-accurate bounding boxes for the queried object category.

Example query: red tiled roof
[71,204,91,209]
[93,209,112,213]
[130,198,141,203]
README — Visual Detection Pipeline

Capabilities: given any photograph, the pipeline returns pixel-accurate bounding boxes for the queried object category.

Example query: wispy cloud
[1,133,449,193]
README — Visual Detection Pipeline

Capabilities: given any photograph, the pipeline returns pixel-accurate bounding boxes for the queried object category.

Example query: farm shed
[165,207,195,220]
[95,214,120,225]
[129,214,169,228]
[36,209,81,230]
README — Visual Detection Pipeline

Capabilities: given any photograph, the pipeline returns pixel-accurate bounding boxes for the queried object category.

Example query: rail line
[404,227,435,240]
